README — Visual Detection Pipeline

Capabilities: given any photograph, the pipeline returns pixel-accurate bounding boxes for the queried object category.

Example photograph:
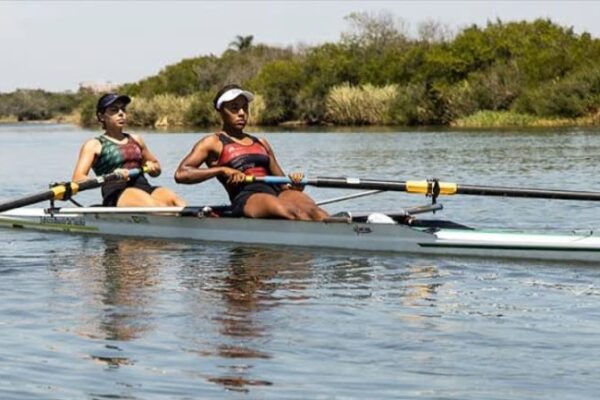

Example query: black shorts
[101,175,157,207]
[230,182,283,217]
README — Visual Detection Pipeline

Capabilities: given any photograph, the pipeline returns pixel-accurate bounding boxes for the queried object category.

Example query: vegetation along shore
[1,13,600,129]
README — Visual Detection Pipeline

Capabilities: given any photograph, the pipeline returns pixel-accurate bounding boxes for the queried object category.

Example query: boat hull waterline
[1,208,600,263]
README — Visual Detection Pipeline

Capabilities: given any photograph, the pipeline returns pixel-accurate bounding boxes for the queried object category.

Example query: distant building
[79,81,120,93]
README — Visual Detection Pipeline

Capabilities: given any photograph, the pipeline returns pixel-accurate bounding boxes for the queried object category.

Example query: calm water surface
[1,124,600,399]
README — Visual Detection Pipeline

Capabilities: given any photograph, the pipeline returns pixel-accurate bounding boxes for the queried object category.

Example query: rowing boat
[2,205,600,263]
[3,173,600,263]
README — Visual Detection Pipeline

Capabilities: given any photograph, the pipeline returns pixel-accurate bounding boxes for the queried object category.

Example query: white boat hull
[2,208,600,263]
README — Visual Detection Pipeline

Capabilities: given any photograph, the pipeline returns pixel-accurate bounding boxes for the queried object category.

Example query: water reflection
[50,236,449,393]
[399,265,443,307]
[201,247,313,392]
[193,247,447,393]
[57,238,164,368]
[96,240,162,342]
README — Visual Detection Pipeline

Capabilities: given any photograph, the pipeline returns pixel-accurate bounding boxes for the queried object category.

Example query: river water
[1,123,599,399]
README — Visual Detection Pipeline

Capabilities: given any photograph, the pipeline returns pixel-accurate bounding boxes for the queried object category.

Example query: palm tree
[229,35,254,51]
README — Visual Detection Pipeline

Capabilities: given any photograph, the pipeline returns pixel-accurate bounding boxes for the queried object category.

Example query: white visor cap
[215,88,254,110]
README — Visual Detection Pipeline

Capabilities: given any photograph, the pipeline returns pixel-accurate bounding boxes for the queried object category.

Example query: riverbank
[0,112,80,126]
[3,110,599,130]
[452,110,600,128]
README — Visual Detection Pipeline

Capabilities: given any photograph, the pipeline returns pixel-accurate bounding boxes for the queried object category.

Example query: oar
[316,190,384,206]
[0,167,145,213]
[247,176,600,201]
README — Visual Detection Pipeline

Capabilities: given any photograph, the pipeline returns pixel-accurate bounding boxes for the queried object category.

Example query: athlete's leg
[150,187,187,206]
[278,190,329,221]
[243,193,305,220]
[116,188,164,207]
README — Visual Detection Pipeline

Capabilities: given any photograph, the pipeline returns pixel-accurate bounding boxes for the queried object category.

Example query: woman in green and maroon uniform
[72,93,186,207]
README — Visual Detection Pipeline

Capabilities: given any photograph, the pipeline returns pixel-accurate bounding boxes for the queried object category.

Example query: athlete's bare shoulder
[82,137,102,155]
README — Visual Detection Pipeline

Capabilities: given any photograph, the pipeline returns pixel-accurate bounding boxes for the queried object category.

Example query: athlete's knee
[287,206,311,221]
[152,188,184,206]
[266,202,297,219]
[273,203,298,219]
[310,206,329,221]
[165,194,186,206]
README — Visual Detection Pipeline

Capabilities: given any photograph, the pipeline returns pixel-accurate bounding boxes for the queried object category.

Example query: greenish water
[1,123,600,399]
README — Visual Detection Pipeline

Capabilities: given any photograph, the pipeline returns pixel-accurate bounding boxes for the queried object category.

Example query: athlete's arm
[131,133,161,177]
[175,135,244,184]
[260,138,304,190]
[260,138,286,176]
[71,139,101,182]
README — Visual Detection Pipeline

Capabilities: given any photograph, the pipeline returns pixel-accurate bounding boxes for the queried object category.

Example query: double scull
[2,174,600,263]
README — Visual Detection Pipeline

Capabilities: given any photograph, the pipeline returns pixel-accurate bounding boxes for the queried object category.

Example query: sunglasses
[105,105,128,114]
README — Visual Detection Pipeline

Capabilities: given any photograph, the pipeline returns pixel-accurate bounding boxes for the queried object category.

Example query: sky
[1,1,599,93]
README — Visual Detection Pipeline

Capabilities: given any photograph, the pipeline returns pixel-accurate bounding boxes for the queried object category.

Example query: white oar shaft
[316,190,384,206]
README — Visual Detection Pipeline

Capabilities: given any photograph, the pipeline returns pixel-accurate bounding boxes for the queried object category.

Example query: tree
[341,10,408,48]
[229,35,254,51]
[417,19,454,43]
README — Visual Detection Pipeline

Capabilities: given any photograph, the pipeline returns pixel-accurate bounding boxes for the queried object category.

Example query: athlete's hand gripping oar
[0,167,146,213]
[247,176,600,202]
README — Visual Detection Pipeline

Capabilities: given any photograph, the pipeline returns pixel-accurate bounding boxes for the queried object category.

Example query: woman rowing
[174,84,328,221]
[72,93,186,207]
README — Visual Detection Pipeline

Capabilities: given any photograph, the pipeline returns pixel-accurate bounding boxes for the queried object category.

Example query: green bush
[433,62,524,123]
[78,95,99,127]
[466,61,523,111]
[0,89,81,121]
[248,58,304,124]
[389,82,458,125]
[514,66,600,117]
[183,91,221,128]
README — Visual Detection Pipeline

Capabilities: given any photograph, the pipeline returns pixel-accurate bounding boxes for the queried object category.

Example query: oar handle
[128,167,145,179]
[74,166,147,193]
[246,176,308,185]
[109,166,148,181]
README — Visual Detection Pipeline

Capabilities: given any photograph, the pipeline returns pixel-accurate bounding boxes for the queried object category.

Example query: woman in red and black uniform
[175,84,328,221]
[72,93,186,207]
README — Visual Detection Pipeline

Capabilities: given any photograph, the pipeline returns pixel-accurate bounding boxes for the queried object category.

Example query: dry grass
[124,93,264,128]
[127,95,194,128]
[0,115,18,123]
[152,95,194,128]
[248,94,266,126]
[325,83,398,125]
